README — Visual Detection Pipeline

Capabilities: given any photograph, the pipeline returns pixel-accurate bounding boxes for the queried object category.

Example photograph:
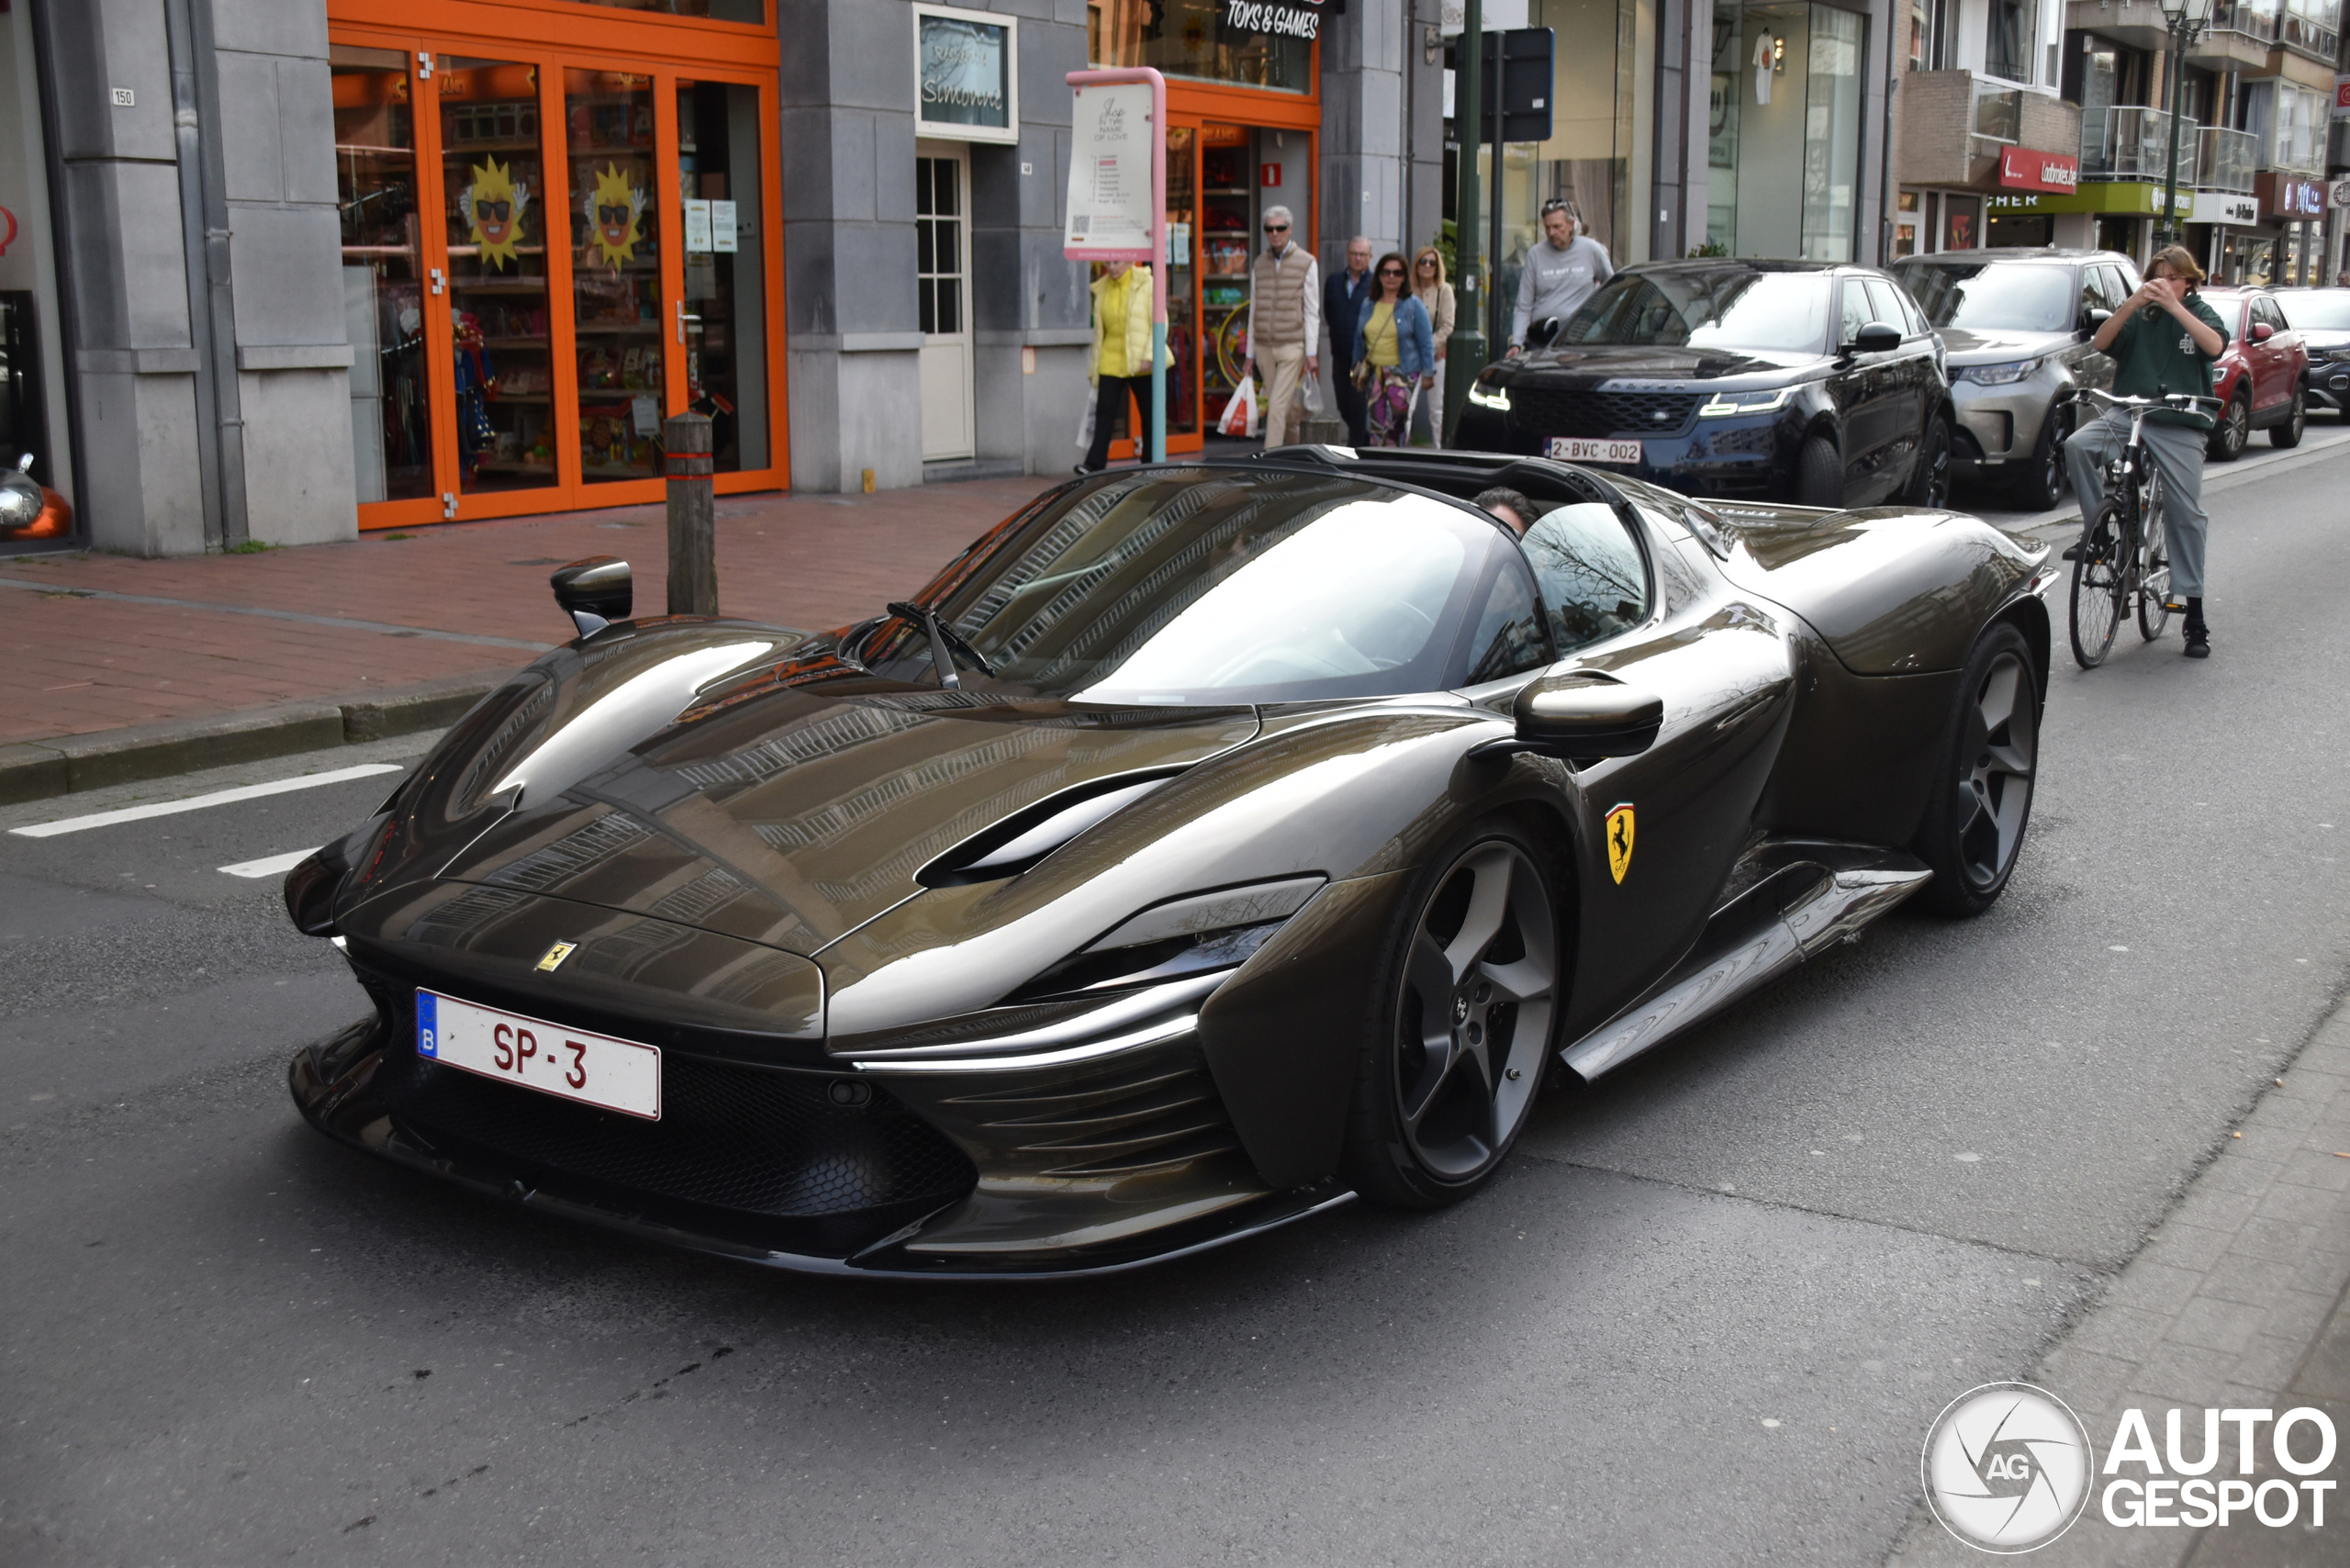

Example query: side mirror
[1527,316,1564,349]
[1852,322,1903,354]
[2250,321,2275,342]
[551,556,632,637]
[1508,676,1662,760]
[2084,308,2112,335]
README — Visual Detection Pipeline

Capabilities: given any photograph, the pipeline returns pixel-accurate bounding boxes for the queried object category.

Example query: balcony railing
[2197,126,2257,193]
[1973,84,2021,144]
[2082,106,2186,180]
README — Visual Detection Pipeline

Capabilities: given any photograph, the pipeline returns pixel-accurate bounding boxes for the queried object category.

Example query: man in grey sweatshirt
[1509,198,1613,353]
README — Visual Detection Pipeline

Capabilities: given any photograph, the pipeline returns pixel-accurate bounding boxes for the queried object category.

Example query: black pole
[1444,0,1486,445]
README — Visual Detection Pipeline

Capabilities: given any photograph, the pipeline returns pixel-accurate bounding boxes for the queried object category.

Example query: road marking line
[218,847,321,879]
[8,763,403,838]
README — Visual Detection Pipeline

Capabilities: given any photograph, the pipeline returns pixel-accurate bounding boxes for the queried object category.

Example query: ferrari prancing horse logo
[1606,803,1636,884]
[534,941,576,974]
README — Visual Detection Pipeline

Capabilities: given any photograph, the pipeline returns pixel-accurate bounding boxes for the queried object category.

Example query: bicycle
[2066,389,2217,669]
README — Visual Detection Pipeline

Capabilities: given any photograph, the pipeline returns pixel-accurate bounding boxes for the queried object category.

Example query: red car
[2198,287,2309,460]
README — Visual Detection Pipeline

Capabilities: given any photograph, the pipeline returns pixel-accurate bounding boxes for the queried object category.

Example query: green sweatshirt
[2105,292,2230,430]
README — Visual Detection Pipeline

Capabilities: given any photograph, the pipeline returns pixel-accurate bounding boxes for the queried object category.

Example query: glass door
[677,77,771,473]
[565,67,668,486]
[1107,122,1203,459]
[915,143,974,461]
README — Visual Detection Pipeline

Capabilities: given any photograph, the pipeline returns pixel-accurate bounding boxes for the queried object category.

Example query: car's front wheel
[1907,416,1953,507]
[1795,435,1844,508]
[2013,407,2067,511]
[2209,388,2251,461]
[2271,387,2306,448]
[1341,822,1560,1208]
[1914,622,2041,916]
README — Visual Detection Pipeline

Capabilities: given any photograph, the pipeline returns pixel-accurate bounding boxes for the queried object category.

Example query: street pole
[2158,20,2186,250]
[1444,0,1486,446]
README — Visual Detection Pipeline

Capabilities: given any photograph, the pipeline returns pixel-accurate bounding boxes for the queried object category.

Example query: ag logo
[1606,803,1635,884]
[534,941,577,974]
[1922,1382,2095,1552]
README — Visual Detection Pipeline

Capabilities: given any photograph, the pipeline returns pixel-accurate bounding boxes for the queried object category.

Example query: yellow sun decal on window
[461,157,529,271]
[585,164,646,271]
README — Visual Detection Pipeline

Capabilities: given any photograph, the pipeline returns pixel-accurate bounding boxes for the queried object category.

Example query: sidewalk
[0,476,1048,799]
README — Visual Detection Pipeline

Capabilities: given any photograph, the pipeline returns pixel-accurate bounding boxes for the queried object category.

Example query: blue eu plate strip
[416,990,439,1058]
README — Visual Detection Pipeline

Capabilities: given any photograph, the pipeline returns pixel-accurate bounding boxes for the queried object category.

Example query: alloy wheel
[1953,650,2037,889]
[1394,841,1556,1182]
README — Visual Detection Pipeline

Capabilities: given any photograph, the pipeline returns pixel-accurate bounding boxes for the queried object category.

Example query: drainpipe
[163,0,248,549]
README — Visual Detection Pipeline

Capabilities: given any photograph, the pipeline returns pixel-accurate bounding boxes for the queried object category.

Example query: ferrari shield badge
[534,941,577,974]
[1606,803,1636,885]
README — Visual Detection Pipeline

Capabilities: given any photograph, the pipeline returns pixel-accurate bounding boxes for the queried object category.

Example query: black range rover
[1454,258,1955,509]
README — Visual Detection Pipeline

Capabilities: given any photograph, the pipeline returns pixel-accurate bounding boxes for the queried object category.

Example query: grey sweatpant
[2064,410,2210,599]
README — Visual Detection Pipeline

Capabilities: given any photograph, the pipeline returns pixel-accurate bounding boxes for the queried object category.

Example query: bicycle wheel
[2069,504,2126,668]
[2136,472,2170,642]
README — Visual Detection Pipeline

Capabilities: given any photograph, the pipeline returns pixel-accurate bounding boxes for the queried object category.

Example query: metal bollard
[664,411,716,616]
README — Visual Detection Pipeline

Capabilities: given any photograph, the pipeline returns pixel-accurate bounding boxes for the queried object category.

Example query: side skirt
[1560,841,1930,1083]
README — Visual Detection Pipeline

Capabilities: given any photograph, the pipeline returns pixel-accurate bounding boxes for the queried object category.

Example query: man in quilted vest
[1240,207,1321,448]
[1080,261,1161,474]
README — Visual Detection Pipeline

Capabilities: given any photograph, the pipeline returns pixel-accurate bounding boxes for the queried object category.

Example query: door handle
[416,51,433,80]
[429,268,445,297]
[676,301,702,343]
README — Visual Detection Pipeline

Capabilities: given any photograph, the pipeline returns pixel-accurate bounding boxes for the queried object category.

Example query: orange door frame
[330,0,788,530]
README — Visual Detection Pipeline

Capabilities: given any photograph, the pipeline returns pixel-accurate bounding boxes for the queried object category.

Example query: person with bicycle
[2063,245,2229,657]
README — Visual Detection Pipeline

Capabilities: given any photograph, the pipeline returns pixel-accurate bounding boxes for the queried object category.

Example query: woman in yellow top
[1351,252,1436,448]
[1080,262,1161,475]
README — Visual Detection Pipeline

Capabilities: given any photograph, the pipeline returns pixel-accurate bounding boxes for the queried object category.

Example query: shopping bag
[1075,388,1096,452]
[1218,376,1259,438]
[1300,368,1324,416]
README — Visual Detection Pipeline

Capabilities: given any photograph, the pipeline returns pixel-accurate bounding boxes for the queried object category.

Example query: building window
[1707,2,1866,263]
[1088,0,1313,93]
[1985,0,2037,84]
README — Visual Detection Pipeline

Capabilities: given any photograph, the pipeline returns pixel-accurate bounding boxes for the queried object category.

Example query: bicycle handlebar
[2078,388,2221,412]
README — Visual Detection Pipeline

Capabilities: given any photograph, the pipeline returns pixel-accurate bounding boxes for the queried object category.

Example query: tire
[2270,387,2306,448]
[1913,622,2042,917]
[2068,503,2125,669]
[1795,435,1843,509]
[2136,475,2171,643]
[2012,406,2066,511]
[1906,416,1953,507]
[2209,388,2251,462]
[1340,820,1561,1209]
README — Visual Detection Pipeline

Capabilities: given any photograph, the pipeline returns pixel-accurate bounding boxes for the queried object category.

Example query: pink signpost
[1063,67,1168,462]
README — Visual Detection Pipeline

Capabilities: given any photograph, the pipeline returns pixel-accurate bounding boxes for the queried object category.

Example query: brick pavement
[0,477,1048,746]
[1893,1001,2350,1566]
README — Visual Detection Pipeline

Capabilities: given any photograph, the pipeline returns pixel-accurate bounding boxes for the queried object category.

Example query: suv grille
[1511,386,1702,438]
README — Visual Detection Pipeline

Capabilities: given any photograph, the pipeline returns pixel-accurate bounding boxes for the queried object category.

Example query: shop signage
[913,4,1019,144]
[1223,0,1326,42]
[2333,179,2350,208]
[2203,192,2259,226]
[2257,173,2327,219]
[2336,74,2350,113]
[1442,0,1530,33]
[1997,146,2079,193]
[1065,79,1159,263]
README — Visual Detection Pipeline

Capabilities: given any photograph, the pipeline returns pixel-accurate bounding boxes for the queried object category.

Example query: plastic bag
[1075,387,1096,451]
[1218,376,1259,438]
[1300,368,1323,416]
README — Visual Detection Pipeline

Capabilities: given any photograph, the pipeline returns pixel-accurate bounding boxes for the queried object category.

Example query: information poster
[1064,82,1157,262]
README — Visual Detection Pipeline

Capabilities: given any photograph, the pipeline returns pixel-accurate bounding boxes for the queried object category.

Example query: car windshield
[2278,291,2350,330]
[1561,270,1832,353]
[1893,262,2074,331]
[894,469,1542,704]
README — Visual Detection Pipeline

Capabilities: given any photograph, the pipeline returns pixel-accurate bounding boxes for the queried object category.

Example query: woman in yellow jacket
[1080,262,1163,475]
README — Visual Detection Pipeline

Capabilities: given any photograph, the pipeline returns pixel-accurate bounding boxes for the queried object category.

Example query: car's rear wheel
[1914,622,2040,917]
[1341,823,1559,1209]
[2209,388,2251,461]
[2013,406,2067,511]
[2270,388,2306,448]
[1907,416,1953,507]
[1795,435,1843,508]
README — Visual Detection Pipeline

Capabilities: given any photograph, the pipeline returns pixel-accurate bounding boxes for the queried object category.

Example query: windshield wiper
[886,601,994,688]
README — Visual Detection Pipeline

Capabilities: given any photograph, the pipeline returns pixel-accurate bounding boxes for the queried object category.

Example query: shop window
[1707,3,1863,262]
[442,58,557,495]
[680,80,768,473]
[555,0,767,20]
[334,47,436,504]
[1088,0,1313,94]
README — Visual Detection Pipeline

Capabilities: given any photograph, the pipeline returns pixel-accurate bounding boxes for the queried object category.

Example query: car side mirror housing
[1527,315,1563,349]
[2250,321,2275,342]
[1852,322,1903,354]
[551,556,632,637]
[1506,676,1663,761]
[2084,308,2112,335]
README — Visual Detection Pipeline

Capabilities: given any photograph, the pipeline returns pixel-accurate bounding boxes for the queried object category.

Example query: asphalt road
[5,441,2349,1566]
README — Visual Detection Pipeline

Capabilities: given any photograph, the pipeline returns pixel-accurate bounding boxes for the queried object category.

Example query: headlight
[1954,357,2044,386]
[1467,377,1512,410]
[1697,386,1799,417]
[1005,876,1326,1003]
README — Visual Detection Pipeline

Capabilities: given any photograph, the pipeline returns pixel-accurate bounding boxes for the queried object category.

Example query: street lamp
[2155,0,2214,250]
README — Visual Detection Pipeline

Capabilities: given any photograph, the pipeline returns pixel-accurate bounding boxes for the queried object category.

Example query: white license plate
[1546,437,1645,465]
[416,990,662,1120]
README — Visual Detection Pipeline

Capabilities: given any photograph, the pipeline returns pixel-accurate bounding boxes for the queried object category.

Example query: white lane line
[8,763,403,839]
[219,847,321,879]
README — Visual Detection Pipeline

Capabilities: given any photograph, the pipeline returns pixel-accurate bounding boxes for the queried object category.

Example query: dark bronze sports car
[285,449,2056,1277]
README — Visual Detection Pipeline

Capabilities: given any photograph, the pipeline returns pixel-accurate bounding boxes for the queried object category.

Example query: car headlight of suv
[1954,356,2044,386]
[1466,375,1512,410]
[1697,386,1799,418]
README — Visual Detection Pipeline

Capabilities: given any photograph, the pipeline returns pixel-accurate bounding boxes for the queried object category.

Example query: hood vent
[917,767,1189,888]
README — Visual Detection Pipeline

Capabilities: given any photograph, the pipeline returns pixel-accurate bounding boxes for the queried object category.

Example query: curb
[0,669,510,806]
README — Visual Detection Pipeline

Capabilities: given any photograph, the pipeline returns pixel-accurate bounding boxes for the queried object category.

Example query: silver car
[1890,248,2140,510]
